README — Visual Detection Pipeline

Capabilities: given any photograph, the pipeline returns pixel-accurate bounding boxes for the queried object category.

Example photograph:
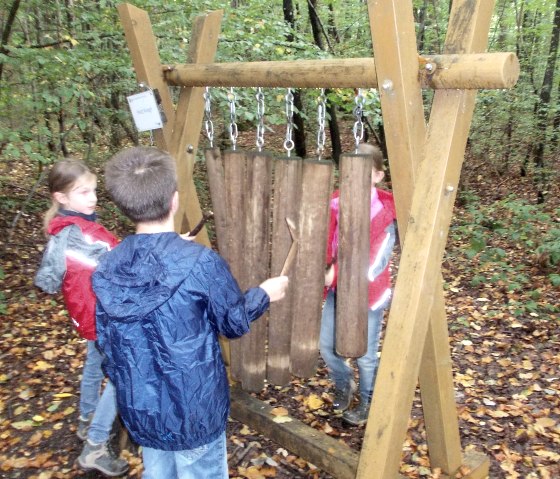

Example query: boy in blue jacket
[91,146,289,478]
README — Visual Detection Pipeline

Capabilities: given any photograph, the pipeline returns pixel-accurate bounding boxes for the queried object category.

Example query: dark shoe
[332,379,356,412]
[76,415,92,441]
[342,400,371,426]
[78,440,129,477]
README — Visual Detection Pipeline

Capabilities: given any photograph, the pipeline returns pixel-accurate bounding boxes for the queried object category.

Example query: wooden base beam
[230,387,489,479]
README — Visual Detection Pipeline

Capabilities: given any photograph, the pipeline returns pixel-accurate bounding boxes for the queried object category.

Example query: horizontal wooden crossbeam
[163,52,519,90]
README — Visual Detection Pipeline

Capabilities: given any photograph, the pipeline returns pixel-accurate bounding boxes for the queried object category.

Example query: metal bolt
[445,185,455,194]
[382,79,394,91]
[187,145,194,153]
[425,63,434,72]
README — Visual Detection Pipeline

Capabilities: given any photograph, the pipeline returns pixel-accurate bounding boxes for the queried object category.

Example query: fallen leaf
[270,407,289,417]
[272,416,293,424]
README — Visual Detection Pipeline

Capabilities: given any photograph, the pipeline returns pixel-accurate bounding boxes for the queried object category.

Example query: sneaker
[78,439,129,477]
[342,400,371,426]
[331,379,356,412]
[77,415,92,441]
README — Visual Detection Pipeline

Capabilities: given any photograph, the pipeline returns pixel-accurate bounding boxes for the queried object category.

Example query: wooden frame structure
[117,1,519,478]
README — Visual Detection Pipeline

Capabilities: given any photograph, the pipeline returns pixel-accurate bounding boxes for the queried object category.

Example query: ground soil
[0,126,558,478]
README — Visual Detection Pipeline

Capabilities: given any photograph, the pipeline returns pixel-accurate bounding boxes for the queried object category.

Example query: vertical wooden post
[335,153,372,357]
[290,159,333,378]
[268,156,303,386]
[240,151,273,392]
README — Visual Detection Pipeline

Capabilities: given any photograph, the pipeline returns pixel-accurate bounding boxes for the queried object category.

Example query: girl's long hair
[43,160,95,235]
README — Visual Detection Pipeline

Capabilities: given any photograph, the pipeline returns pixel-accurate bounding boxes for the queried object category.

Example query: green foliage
[1,0,557,166]
[449,194,559,315]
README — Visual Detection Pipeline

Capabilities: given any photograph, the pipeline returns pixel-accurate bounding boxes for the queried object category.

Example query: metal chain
[255,87,265,151]
[316,88,327,159]
[283,88,295,156]
[203,87,214,148]
[227,88,238,150]
[353,88,365,152]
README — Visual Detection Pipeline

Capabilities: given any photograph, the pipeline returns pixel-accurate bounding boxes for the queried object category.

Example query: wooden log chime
[203,88,378,391]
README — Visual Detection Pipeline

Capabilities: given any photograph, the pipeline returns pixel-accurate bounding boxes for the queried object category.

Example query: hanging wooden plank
[335,153,372,358]
[117,3,175,150]
[223,150,249,381]
[267,156,303,386]
[169,10,223,246]
[357,1,495,478]
[240,151,273,392]
[204,147,229,257]
[290,159,333,378]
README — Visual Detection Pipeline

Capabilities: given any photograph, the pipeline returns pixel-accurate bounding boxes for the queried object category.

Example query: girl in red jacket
[320,144,397,426]
[35,160,128,476]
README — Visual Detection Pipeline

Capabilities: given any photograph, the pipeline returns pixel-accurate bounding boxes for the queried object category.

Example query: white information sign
[127,90,163,132]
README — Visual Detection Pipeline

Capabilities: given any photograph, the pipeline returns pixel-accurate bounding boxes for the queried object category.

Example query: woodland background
[0,0,559,478]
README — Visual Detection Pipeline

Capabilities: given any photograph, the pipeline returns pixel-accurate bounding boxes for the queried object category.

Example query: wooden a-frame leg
[358,1,494,477]
[168,11,223,244]
[118,4,222,247]
[117,4,175,152]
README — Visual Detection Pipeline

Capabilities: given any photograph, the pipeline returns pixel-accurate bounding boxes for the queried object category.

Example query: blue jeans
[142,432,228,479]
[319,290,386,401]
[80,340,118,444]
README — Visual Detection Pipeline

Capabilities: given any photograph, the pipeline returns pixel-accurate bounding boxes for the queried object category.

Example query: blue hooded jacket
[92,232,269,451]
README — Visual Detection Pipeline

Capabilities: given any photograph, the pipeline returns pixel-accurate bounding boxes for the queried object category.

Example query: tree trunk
[283,0,307,158]
[327,1,340,44]
[307,0,340,160]
[327,91,341,164]
[415,0,428,52]
[308,0,324,50]
[533,0,560,170]
[0,0,22,82]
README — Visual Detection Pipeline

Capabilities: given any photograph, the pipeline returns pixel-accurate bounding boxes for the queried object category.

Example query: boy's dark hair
[104,146,177,223]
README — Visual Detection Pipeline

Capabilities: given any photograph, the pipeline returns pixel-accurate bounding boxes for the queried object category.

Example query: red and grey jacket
[325,187,397,310]
[35,215,119,340]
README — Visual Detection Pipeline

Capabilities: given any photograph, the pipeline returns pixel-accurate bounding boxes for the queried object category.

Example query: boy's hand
[180,233,196,241]
[259,276,289,302]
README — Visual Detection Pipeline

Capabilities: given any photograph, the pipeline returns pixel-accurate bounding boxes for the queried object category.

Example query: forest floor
[0,128,559,479]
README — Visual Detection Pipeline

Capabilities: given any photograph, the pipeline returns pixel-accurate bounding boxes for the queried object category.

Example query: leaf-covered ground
[0,136,558,478]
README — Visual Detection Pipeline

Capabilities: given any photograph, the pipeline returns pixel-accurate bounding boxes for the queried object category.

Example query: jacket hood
[93,233,198,322]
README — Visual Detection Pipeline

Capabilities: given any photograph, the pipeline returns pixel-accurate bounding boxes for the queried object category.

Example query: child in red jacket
[320,143,397,426]
[35,160,128,476]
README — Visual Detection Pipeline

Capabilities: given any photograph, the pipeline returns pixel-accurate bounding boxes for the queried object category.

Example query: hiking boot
[342,400,371,426]
[78,439,129,477]
[76,415,92,441]
[331,379,356,412]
